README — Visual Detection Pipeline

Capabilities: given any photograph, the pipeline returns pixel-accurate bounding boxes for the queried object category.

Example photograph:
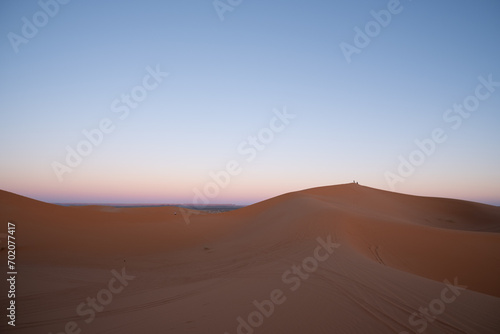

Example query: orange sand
[1,184,499,333]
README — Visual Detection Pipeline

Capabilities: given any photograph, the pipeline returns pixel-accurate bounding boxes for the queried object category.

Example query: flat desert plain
[1,184,499,333]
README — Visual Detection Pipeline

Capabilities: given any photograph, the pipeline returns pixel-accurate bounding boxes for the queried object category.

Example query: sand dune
[1,184,499,333]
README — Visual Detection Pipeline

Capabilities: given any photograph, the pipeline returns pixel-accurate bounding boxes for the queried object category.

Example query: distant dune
[1,184,499,333]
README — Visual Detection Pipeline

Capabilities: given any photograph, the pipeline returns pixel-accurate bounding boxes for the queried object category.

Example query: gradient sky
[1,0,499,205]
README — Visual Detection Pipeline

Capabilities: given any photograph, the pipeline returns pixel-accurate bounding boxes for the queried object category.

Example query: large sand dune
[1,184,499,333]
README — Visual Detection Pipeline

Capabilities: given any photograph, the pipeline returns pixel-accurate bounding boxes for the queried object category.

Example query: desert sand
[1,184,499,333]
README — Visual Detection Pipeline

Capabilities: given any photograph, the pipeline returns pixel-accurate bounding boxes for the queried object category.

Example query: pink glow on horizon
[2,174,499,206]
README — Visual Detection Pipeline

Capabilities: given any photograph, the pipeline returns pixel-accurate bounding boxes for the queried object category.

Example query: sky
[0,0,499,206]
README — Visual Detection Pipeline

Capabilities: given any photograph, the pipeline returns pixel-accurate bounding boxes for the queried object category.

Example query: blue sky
[1,0,499,205]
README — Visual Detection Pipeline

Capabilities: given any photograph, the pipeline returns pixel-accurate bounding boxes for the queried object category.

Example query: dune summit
[1,184,499,333]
